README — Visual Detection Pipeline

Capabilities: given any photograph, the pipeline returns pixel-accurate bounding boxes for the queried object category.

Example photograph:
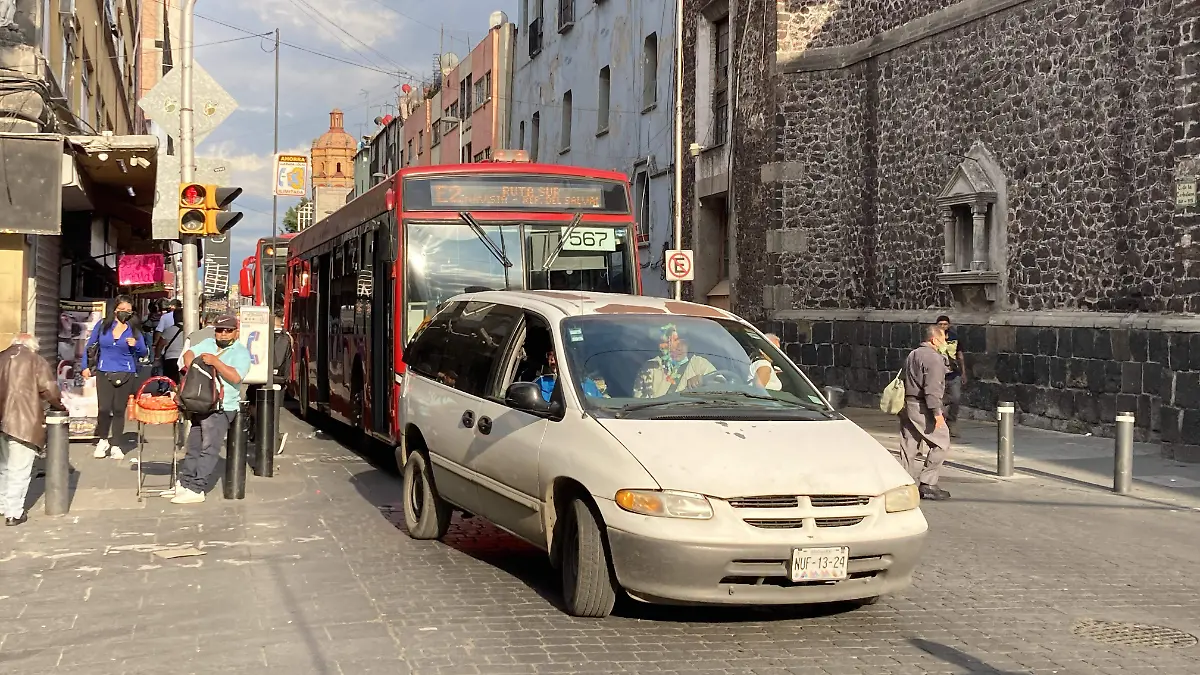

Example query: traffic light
[178,183,208,235]
[177,184,244,236]
[204,186,244,234]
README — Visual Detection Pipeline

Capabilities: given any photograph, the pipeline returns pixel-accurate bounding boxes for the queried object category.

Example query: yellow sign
[275,154,309,197]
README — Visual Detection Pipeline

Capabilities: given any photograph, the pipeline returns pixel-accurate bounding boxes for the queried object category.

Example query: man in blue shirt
[171,315,252,504]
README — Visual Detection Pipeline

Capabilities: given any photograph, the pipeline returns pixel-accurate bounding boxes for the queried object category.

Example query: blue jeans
[180,411,234,493]
[0,436,37,518]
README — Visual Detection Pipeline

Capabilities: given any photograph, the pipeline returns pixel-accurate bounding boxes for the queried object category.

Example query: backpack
[879,370,906,415]
[178,351,226,414]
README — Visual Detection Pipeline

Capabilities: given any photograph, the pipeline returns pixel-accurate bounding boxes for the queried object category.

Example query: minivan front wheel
[560,498,617,618]
[402,452,451,540]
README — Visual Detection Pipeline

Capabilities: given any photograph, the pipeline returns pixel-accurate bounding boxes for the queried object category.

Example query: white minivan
[397,291,927,617]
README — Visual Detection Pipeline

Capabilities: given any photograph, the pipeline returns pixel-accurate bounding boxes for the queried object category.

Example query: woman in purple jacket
[81,295,148,460]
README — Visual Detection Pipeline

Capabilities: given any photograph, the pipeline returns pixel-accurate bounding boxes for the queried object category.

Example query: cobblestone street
[1,409,1198,675]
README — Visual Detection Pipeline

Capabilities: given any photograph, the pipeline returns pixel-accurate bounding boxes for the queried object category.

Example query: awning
[63,133,160,232]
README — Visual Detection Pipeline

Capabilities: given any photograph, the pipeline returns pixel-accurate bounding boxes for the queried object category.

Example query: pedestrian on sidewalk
[935,315,967,437]
[0,334,64,526]
[246,311,292,455]
[176,315,215,374]
[156,305,186,385]
[81,295,148,461]
[899,324,952,501]
[172,315,251,505]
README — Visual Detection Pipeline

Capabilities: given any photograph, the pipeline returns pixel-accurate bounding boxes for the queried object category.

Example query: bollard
[824,386,845,410]
[253,386,280,478]
[996,402,1015,478]
[223,407,248,500]
[1114,412,1135,494]
[44,410,70,516]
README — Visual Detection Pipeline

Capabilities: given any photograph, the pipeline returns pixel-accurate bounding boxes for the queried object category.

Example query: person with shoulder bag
[81,295,148,460]
[157,310,186,385]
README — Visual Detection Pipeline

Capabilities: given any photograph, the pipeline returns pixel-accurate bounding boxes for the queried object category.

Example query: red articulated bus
[284,151,640,443]
[238,234,296,310]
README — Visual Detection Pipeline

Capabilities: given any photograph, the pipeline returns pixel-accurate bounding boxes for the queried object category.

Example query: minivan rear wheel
[402,451,451,540]
[560,498,617,618]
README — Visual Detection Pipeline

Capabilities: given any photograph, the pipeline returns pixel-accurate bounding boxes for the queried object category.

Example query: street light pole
[267,27,280,390]
[179,0,199,335]
[672,0,684,301]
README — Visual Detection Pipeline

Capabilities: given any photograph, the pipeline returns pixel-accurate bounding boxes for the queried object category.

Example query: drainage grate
[1071,619,1198,648]
[319,455,366,463]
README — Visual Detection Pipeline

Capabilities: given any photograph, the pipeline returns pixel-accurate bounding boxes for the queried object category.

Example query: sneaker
[127,454,139,464]
[170,486,205,504]
[158,485,177,497]
[93,439,110,459]
[110,447,125,460]
[919,484,951,501]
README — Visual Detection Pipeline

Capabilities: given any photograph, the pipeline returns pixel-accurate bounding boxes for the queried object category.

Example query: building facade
[509,0,677,298]
[399,15,516,169]
[311,109,356,222]
[1,0,160,355]
[682,0,1200,460]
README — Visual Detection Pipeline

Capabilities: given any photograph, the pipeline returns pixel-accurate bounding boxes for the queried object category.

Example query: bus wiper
[541,213,584,272]
[459,211,512,268]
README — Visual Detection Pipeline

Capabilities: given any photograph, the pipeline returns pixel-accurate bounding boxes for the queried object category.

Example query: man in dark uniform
[936,315,967,437]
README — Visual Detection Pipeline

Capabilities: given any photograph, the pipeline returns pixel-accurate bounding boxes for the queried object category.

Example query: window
[528,0,544,57]
[560,90,572,152]
[484,71,492,102]
[80,58,92,127]
[531,112,540,161]
[633,170,650,243]
[473,149,487,163]
[60,25,73,104]
[519,121,526,150]
[460,74,472,119]
[432,119,442,146]
[463,142,473,163]
[449,101,459,119]
[713,17,730,146]
[407,139,414,165]
[597,66,611,133]
[642,33,658,110]
[717,200,729,280]
[473,75,487,111]
[558,0,574,30]
[336,162,342,173]
[418,130,424,155]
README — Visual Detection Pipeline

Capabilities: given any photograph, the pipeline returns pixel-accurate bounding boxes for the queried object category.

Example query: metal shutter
[33,235,62,362]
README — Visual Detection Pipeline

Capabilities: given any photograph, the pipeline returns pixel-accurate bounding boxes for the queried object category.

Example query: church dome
[313,109,354,150]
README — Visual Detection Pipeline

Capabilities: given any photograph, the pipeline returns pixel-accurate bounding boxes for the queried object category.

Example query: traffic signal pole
[267,28,279,390]
[179,0,200,336]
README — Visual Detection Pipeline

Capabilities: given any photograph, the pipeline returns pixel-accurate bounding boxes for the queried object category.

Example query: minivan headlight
[884,485,920,513]
[615,489,713,519]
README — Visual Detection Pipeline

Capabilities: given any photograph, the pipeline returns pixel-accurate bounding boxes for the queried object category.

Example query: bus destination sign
[404,175,631,214]
[431,183,604,209]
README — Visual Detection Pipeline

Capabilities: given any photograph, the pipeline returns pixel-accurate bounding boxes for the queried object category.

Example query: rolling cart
[129,376,184,501]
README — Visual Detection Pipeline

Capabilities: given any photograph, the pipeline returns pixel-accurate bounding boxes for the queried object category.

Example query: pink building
[400,15,516,167]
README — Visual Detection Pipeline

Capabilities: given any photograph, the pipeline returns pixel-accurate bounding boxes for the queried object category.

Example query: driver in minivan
[633,323,717,398]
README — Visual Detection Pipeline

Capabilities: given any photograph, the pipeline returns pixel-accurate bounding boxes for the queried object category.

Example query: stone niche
[936,143,1008,312]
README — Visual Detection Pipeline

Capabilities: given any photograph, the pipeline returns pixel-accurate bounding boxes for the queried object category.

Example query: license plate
[790,546,849,582]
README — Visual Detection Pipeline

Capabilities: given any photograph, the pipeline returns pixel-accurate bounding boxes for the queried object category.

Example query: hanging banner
[56,300,106,439]
[118,253,166,286]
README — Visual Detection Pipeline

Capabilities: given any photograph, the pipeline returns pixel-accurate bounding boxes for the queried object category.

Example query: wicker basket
[131,376,180,425]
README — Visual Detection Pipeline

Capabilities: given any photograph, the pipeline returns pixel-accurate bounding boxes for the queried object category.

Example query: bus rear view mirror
[239,267,254,297]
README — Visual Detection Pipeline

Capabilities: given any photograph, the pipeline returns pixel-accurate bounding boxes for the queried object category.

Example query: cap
[212,315,238,330]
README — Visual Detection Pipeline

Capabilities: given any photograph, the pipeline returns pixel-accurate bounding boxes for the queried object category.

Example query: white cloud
[252,0,400,50]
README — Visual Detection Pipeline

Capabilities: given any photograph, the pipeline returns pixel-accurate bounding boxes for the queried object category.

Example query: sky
[186,0,518,272]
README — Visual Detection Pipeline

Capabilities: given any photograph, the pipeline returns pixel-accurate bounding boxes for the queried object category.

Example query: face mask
[115,311,133,323]
[215,337,235,348]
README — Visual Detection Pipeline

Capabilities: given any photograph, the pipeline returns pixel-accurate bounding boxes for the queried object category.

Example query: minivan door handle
[461,410,475,428]
[477,416,493,435]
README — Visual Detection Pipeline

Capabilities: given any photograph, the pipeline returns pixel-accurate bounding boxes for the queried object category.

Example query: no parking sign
[665,250,694,282]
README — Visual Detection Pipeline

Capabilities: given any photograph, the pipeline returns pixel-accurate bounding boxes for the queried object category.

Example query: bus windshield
[403,221,636,341]
[259,243,288,310]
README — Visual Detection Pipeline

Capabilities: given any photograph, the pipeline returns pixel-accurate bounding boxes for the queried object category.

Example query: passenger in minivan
[633,324,717,398]
[531,350,606,401]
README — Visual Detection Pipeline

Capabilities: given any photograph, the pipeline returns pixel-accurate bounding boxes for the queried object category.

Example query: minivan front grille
[743,518,805,529]
[815,516,865,528]
[810,495,871,507]
[728,496,799,509]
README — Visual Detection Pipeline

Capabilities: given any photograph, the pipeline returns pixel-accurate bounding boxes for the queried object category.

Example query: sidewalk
[842,405,1200,508]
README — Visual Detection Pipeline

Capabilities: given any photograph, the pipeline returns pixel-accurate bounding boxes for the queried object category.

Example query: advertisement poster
[57,300,106,438]
[238,305,271,385]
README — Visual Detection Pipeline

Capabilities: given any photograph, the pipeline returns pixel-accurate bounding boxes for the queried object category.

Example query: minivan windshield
[559,315,830,418]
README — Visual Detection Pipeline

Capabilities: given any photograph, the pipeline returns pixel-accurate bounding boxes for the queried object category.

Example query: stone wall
[761,315,1200,461]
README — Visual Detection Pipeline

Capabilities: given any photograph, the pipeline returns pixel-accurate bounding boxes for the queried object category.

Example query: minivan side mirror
[505,382,562,418]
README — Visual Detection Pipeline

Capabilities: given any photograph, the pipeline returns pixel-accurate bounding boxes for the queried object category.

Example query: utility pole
[672,0,684,301]
[267,27,280,389]
[179,0,199,335]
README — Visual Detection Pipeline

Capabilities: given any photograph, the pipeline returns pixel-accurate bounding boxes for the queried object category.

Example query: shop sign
[118,253,166,286]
